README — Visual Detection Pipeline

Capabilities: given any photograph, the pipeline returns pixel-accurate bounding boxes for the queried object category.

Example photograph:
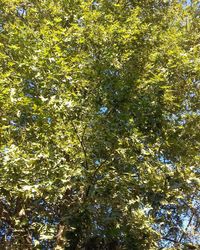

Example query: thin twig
[71,121,88,170]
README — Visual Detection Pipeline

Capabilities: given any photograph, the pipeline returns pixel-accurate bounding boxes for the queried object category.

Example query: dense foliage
[0,0,199,249]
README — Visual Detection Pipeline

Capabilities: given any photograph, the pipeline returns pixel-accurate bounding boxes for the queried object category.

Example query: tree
[0,0,199,249]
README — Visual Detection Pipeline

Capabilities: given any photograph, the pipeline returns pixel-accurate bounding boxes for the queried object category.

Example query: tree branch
[71,121,88,170]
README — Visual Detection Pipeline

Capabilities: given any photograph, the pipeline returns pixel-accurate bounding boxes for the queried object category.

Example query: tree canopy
[0,0,199,249]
